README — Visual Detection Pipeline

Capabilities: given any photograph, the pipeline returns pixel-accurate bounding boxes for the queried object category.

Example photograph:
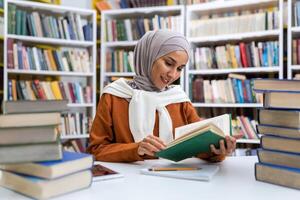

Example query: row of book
[60,113,92,137]
[105,15,181,42]
[7,4,93,41]
[253,79,300,190]
[191,41,279,70]
[190,8,279,37]
[190,75,262,104]
[7,39,92,72]
[232,116,258,140]
[106,50,134,72]
[7,79,92,104]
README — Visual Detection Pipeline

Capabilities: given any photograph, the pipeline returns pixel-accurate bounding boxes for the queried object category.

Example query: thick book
[155,114,231,162]
[0,141,62,164]
[92,164,124,181]
[258,109,300,129]
[257,124,300,139]
[0,112,61,128]
[0,125,58,145]
[253,79,300,92]
[2,100,68,114]
[0,151,93,179]
[263,92,300,109]
[0,169,92,199]
[255,162,300,190]
[261,135,300,154]
[258,149,300,170]
[140,163,219,181]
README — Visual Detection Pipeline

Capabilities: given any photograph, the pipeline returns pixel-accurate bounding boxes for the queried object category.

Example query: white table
[0,156,299,200]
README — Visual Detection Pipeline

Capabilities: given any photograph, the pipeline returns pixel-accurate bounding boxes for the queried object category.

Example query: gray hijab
[128,30,191,92]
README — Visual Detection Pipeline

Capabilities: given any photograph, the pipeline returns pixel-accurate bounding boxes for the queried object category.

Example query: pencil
[148,167,200,171]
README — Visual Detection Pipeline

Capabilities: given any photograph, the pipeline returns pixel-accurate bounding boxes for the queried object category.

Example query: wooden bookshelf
[100,5,185,90]
[185,0,284,143]
[3,0,97,139]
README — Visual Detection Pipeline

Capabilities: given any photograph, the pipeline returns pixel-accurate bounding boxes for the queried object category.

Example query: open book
[155,114,231,162]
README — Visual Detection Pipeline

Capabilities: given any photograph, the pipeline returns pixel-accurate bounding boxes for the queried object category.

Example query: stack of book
[0,100,68,163]
[0,151,93,199]
[253,79,300,190]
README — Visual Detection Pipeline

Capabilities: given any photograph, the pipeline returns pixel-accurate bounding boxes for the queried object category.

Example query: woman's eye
[177,67,183,71]
[165,61,172,66]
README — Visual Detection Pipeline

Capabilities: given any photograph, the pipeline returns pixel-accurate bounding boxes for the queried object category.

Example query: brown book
[264,92,300,109]
[259,109,300,129]
[261,135,300,154]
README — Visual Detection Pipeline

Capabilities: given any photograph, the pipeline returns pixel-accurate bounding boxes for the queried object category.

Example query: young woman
[87,30,240,162]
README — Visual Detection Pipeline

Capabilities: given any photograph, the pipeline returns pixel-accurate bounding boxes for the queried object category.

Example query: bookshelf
[100,5,185,91]
[288,0,300,79]
[185,0,284,144]
[3,0,97,139]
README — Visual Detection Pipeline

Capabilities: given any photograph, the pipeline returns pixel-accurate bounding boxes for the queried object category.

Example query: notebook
[140,163,219,181]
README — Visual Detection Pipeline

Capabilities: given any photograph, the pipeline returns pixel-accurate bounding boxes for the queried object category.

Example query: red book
[239,42,248,68]
[33,80,47,100]
[7,38,14,69]
[68,83,76,103]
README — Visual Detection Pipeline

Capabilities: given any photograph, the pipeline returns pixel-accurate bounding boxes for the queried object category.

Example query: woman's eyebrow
[166,56,177,64]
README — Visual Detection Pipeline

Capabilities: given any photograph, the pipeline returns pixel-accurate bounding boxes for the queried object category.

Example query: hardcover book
[253,79,300,92]
[255,162,300,190]
[261,135,300,154]
[0,151,93,179]
[155,114,231,162]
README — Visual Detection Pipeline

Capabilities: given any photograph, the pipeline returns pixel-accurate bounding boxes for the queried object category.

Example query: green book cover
[155,114,231,162]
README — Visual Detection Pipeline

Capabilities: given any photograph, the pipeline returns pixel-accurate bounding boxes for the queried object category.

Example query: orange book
[95,1,111,12]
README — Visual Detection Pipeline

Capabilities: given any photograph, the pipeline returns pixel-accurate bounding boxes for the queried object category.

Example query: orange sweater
[87,93,225,162]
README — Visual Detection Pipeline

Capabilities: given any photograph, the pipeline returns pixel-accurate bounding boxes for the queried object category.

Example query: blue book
[255,162,300,190]
[0,151,93,179]
[258,149,300,170]
[0,169,92,199]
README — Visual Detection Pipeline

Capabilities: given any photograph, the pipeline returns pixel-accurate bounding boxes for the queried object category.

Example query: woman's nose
[167,68,177,78]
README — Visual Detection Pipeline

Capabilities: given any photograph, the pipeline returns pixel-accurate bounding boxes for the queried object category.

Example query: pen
[148,167,200,171]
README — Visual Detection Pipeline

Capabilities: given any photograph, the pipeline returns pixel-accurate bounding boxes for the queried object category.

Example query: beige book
[259,109,300,129]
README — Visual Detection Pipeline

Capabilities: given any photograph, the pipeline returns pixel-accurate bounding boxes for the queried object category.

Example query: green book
[156,114,232,162]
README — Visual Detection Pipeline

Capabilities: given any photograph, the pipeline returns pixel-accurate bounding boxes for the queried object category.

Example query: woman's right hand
[137,135,166,156]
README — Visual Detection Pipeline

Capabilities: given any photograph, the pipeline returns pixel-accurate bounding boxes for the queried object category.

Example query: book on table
[255,162,300,190]
[0,151,93,179]
[155,114,231,162]
[0,169,92,199]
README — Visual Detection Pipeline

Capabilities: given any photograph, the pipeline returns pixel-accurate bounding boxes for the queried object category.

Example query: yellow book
[50,81,63,100]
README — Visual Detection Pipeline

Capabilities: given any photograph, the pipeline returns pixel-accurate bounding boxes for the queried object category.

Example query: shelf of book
[3,0,97,139]
[188,30,281,43]
[6,69,94,77]
[192,103,263,108]
[7,35,94,47]
[100,5,185,90]
[188,67,281,75]
[185,0,283,144]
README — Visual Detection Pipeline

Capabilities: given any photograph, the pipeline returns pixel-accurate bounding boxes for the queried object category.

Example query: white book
[140,163,219,181]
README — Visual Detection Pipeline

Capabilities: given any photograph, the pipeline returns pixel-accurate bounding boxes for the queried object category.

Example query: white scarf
[102,78,190,144]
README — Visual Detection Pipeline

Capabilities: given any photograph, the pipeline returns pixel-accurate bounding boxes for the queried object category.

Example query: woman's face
[151,50,188,90]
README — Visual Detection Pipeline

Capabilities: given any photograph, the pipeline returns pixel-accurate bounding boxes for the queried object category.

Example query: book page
[175,114,231,139]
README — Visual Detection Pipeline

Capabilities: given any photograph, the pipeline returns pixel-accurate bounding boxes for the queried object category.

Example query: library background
[0,0,296,154]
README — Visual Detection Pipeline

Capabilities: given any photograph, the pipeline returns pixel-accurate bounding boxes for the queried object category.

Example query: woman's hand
[210,134,243,156]
[138,135,166,156]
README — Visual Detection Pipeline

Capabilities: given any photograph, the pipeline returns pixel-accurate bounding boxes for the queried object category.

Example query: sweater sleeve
[87,94,144,162]
[183,102,226,163]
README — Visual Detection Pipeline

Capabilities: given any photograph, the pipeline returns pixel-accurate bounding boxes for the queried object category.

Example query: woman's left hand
[210,134,243,156]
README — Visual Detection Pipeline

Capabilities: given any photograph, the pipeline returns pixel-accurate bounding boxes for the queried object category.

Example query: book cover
[92,164,123,181]
[0,151,93,179]
[140,163,219,181]
[156,114,231,162]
